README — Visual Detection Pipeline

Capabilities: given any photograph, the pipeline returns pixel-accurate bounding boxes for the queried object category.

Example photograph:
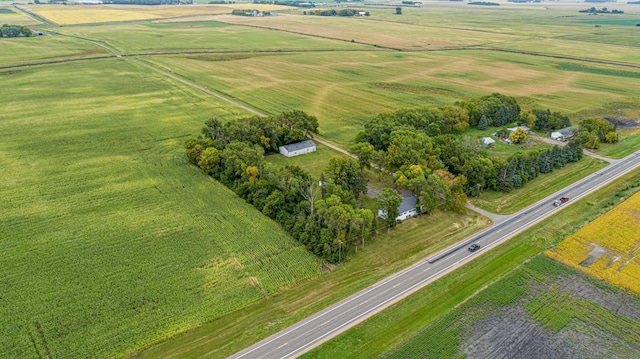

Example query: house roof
[558,126,577,137]
[507,126,530,133]
[281,140,316,152]
[482,137,495,145]
[398,196,417,214]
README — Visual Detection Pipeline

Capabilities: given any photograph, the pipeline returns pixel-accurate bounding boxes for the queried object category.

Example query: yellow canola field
[546,191,640,293]
[29,4,231,25]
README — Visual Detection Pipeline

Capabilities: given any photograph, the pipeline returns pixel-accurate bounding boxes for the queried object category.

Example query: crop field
[59,21,369,54]
[0,6,40,25]
[0,36,110,66]
[4,3,640,358]
[145,49,640,145]
[25,4,231,25]
[0,59,321,358]
[546,190,640,294]
[382,256,640,359]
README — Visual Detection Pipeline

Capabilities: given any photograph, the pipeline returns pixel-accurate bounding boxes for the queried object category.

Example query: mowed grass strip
[472,156,608,214]
[301,168,640,359]
[144,49,640,146]
[59,21,369,55]
[0,59,321,358]
[546,190,640,293]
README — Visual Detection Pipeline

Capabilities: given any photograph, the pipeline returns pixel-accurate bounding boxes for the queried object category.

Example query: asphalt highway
[230,150,640,359]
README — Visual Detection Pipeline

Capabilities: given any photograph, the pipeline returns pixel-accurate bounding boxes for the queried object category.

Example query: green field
[302,168,640,358]
[143,49,640,146]
[3,3,640,358]
[0,59,322,358]
[0,35,110,66]
[58,21,370,55]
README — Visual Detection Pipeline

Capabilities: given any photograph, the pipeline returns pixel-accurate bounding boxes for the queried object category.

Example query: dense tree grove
[353,94,585,199]
[0,25,34,38]
[186,111,375,263]
[575,117,618,149]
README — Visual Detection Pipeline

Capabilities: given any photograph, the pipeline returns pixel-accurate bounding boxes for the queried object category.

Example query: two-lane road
[231,150,640,359]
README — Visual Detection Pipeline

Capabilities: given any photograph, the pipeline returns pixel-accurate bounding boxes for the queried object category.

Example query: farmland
[0,59,321,358]
[383,256,640,359]
[546,190,640,293]
[2,2,640,358]
[144,49,640,145]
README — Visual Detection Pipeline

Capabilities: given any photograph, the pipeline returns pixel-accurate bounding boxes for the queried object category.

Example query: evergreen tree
[478,115,488,130]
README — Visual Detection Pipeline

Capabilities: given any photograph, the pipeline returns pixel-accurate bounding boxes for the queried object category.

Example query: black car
[468,243,481,252]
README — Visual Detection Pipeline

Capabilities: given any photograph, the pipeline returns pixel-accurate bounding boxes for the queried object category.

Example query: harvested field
[546,190,640,294]
[26,4,231,25]
[383,256,640,359]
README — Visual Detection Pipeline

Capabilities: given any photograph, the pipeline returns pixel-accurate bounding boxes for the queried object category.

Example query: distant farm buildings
[278,140,316,157]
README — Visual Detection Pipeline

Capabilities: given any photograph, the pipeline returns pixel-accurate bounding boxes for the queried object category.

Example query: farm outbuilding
[482,137,496,147]
[278,140,316,157]
[378,196,419,222]
[551,126,577,141]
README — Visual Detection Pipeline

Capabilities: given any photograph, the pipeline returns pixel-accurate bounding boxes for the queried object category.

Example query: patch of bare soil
[459,272,640,358]
[605,117,640,128]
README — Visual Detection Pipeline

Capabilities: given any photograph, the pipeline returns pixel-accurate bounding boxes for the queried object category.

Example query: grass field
[0,59,322,358]
[301,168,640,358]
[26,4,231,25]
[0,35,110,66]
[382,256,640,359]
[265,142,342,180]
[145,49,640,146]
[58,21,369,55]
[546,190,640,294]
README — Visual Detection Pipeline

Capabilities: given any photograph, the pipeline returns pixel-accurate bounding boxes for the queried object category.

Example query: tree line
[185,111,376,263]
[350,93,585,198]
[0,25,34,38]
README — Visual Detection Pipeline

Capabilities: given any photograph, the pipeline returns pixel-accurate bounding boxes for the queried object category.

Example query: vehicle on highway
[553,197,569,207]
[468,243,480,252]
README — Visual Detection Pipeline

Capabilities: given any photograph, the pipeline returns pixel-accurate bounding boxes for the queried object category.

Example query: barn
[278,140,316,157]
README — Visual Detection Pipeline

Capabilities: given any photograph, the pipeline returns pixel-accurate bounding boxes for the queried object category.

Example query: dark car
[468,243,480,252]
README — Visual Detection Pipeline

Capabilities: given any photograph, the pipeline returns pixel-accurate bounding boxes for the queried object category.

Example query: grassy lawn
[0,59,323,359]
[264,142,344,180]
[301,167,640,358]
[471,156,608,214]
[130,210,491,358]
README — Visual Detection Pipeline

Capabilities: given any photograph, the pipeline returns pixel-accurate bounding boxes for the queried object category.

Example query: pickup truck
[553,197,569,207]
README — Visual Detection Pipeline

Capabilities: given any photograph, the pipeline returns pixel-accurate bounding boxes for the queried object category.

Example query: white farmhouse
[378,196,419,222]
[278,140,316,157]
